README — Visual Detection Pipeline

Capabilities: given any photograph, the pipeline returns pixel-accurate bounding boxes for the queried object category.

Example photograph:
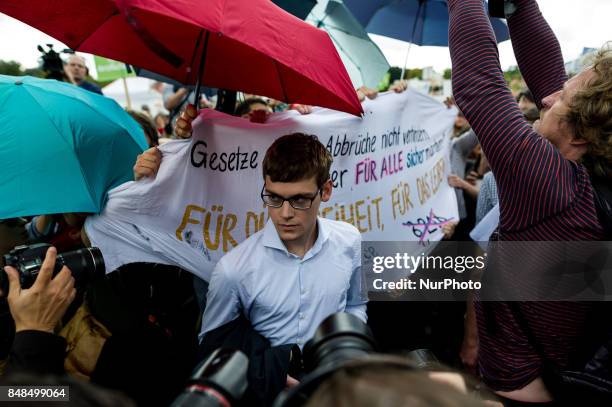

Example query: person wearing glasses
[198,133,367,352]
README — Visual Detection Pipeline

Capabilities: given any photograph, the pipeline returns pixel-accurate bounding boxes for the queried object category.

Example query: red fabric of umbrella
[1,0,363,115]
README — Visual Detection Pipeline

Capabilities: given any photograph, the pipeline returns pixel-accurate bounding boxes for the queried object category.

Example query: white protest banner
[85,90,458,281]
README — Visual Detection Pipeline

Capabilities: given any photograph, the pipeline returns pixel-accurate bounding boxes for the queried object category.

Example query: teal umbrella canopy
[308,0,390,88]
[0,75,148,219]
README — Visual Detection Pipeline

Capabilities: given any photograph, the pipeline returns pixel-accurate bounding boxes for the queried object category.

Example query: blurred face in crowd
[454,112,468,132]
[263,175,332,251]
[66,55,87,84]
[534,68,594,160]
[241,102,271,119]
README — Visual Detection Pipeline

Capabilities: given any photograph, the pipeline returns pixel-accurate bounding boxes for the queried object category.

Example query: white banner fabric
[85,90,459,281]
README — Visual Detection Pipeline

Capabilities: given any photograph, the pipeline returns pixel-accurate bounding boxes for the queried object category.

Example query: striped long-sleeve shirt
[448,0,604,391]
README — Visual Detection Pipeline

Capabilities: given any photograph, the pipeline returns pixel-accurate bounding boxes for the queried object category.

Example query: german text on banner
[85,90,459,280]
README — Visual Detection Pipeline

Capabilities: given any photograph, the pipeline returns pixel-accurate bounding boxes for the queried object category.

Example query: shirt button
[301,289,306,295]
[298,313,304,319]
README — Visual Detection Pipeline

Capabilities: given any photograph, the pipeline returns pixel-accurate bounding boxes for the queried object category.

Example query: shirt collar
[262,218,330,259]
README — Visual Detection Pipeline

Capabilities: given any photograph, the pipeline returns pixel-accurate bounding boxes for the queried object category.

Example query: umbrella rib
[187,29,205,84]
[321,23,367,39]
[328,35,362,76]
[71,9,120,51]
[273,60,288,102]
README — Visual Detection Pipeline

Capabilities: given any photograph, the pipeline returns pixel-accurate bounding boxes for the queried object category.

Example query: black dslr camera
[171,348,249,407]
[273,313,439,407]
[488,0,518,19]
[1,243,105,294]
[37,44,74,82]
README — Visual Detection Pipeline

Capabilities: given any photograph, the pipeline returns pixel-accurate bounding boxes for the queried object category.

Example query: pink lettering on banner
[355,158,378,185]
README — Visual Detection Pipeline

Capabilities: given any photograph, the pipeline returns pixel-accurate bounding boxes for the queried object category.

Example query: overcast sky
[1,0,611,76]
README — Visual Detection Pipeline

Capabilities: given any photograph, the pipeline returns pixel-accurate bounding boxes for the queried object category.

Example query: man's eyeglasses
[261,186,321,210]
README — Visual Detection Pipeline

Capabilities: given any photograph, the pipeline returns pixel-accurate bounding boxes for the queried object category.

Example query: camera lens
[171,348,248,407]
[303,313,376,373]
[1,244,105,290]
[56,247,105,287]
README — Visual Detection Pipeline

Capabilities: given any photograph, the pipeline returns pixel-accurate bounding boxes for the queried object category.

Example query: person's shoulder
[80,81,102,94]
[482,171,495,185]
[217,227,266,271]
[320,217,361,246]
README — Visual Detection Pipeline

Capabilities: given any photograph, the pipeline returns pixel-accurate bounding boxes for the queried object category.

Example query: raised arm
[448,0,576,230]
[506,0,567,106]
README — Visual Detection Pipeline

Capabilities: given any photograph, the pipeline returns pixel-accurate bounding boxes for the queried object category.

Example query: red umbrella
[1,0,363,116]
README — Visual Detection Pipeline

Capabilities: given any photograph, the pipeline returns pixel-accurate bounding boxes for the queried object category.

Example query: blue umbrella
[272,0,318,20]
[342,0,509,45]
[0,75,148,219]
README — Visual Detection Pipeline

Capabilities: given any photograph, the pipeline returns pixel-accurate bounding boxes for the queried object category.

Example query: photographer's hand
[5,247,76,333]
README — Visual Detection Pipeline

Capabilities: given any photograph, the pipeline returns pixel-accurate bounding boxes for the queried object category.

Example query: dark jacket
[7,330,66,376]
[199,314,295,407]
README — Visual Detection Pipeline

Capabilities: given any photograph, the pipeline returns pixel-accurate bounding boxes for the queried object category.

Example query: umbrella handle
[401,0,425,80]
[194,31,211,110]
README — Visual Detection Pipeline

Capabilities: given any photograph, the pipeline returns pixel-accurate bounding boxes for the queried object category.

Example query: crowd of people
[1,0,612,406]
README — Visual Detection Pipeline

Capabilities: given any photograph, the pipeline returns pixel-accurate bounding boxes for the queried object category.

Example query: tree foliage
[0,60,24,76]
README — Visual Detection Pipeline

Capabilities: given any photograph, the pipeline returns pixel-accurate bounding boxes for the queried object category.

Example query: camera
[303,312,377,373]
[273,313,439,407]
[1,243,105,293]
[171,348,249,407]
[273,313,376,407]
[37,44,74,82]
[488,0,517,19]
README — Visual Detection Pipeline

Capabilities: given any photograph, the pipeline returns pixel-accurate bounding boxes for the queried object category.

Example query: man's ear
[321,179,333,202]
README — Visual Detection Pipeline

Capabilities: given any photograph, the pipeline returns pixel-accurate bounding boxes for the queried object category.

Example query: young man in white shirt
[198,133,367,351]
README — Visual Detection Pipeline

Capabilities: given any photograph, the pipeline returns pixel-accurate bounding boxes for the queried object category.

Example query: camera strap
[590,176,612,240]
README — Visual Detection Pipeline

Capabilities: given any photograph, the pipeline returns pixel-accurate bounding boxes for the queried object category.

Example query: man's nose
[280,201,294,218]
[541,91,560,110]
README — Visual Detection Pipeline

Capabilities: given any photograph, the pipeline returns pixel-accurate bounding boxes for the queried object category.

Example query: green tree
[503,66,522,83]
[403,68,422,80]
[0,60,24,76]
[23,67,46,78]
[443,68,452,79]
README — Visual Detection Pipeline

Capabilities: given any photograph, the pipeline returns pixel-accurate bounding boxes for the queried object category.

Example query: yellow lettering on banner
[176,205,205,240]
[321,206,334,219]
[320,196,384,232]
[340,203,355,225]
[222,214,238,252]
[355,199,367,233]
[204,205,223,250]
[371,197,383,231]
[417,175,431,205]
[245,211,266,238]
[416,158,445,206]
[391,181,413,220]
[431,158,445,194]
